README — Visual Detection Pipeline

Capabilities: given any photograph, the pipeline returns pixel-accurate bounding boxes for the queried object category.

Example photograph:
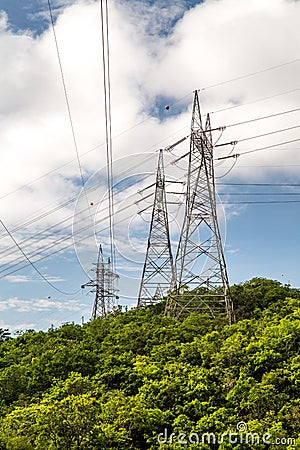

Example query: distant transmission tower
[137,149,176,307]
[166,90,234,324]
[81,245,119,319]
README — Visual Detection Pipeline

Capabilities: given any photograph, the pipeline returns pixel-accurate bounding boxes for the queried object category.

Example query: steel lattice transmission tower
[81,245,119,319]
[137,149,176,307]
[166,90,234,324]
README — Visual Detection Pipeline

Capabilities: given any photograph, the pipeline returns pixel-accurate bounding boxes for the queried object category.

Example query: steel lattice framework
[137,149,176,307]
[81,245,119,319]
[166,90,234,324]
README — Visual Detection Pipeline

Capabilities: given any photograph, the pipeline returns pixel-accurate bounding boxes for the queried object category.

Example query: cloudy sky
[0,0,300,332]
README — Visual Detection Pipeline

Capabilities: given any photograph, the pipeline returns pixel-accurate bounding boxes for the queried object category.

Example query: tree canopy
[0,277,299,449]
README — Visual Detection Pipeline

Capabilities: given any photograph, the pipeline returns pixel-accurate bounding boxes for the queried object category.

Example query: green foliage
[231,277,300,320]
[0,329,11,343]
[0,278,299,449]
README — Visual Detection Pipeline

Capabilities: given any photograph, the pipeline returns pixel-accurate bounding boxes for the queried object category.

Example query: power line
[217,182,300,186]
[2,190,299,280]
[239,137,300,157]
[216,157,239,179]
[0,219,79,295]
[1,132,299,282]
[0,171,159,276]
[0,151,176,273]
[99,0,115,273]
[218,192,300,195]
[6,91,297,205]
[0,198,138,279]
[216,137,300,160]
[0,164,185,278]
[0,153,92,202]
[225,106,300,129]
[0,118,186,203]
[200,57,300,91]
[228,163,300,168]
[220,200,300,204]
[47,0,86,191]
[1,172,300,280]
[210,86,300,115]
[0,151,157,249]
[3,49,300,209]
[1,143,298,274]
[0,128,296,248]
[0,197,76,241]
[215,124,300,148]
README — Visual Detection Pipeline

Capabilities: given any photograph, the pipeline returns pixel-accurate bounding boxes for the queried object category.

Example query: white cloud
[0,0,300,308]
[5,275,37,283]
[5,274,65,283]
[227,248,240,255]
[11,323,36,332]
[0,11,8,32]
[0,296,84,312]
[1,0,298,223]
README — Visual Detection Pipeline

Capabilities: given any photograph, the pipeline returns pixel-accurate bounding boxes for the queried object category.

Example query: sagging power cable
[0,219,79,295]
[216,137,300,160]
[99,0,115,272]
[47,0,87,192]
[200,57,300,91]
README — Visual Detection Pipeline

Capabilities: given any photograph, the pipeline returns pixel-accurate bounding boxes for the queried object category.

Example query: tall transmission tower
[137,149,176,307]
[81,244,119,319]
[166,90,234,324]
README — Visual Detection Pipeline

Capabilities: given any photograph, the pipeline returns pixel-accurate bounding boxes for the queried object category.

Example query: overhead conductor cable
[99,0,116,273]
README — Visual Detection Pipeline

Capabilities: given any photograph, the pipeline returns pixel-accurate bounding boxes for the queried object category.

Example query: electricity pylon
[137,149,176,307]
[81,244,119,319]
[166,90,234,324]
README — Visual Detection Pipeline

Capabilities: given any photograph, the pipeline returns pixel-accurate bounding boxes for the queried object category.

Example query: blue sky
[0,0,199,35]
[0,0,52,34]
[0,0,300,331]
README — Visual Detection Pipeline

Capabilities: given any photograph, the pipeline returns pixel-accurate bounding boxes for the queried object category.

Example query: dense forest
[0,278,299,449]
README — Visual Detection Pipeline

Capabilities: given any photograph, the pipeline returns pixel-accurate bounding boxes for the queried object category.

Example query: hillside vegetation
[0,278,299,449]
